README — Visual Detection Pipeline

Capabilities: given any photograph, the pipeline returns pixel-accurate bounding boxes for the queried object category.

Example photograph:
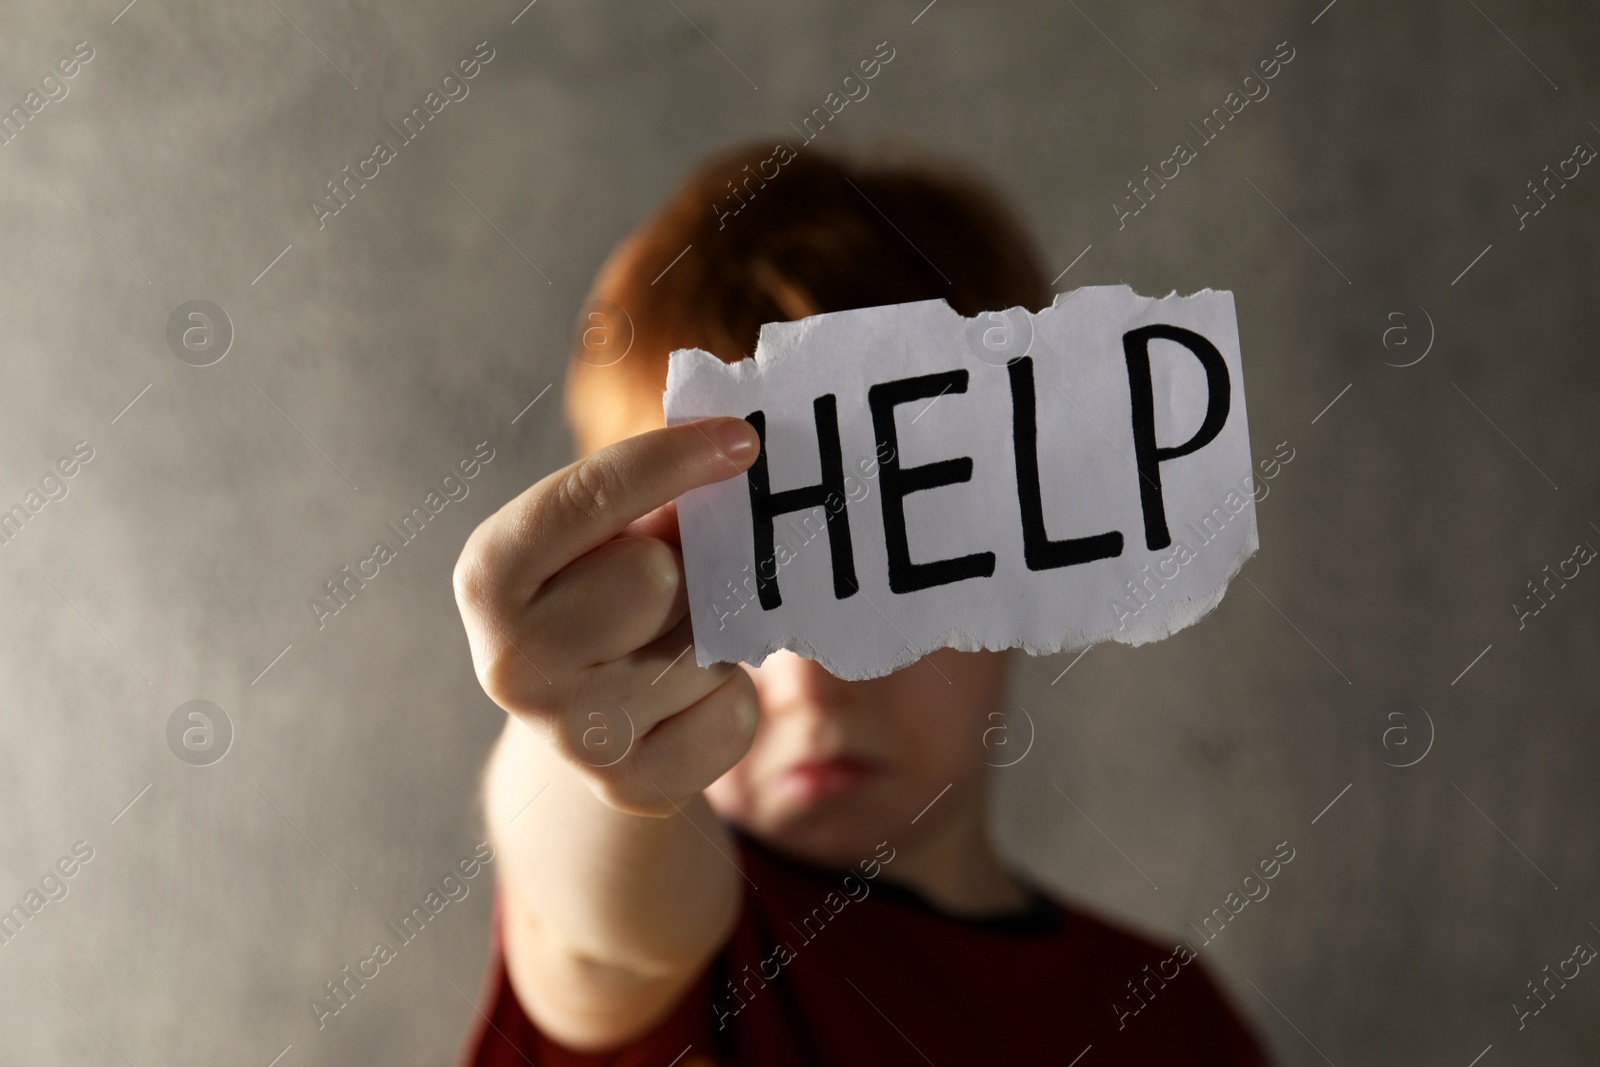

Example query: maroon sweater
[458,831,1273,1066]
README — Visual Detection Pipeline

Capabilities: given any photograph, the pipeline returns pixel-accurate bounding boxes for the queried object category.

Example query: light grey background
[1,0,1595,1064]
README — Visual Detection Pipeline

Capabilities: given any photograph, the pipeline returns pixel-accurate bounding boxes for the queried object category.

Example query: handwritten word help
[666,285,1255,680]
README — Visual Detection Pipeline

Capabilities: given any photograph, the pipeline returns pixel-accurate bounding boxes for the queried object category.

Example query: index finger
[467,416,758,604]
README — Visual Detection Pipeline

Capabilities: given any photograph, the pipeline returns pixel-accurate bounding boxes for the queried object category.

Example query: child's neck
[886,780,1032,917]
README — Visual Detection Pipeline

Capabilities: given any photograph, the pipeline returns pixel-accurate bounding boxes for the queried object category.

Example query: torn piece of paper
[665,284,1257,681]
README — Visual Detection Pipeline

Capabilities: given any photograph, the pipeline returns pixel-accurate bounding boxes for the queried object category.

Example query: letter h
[745,397,858,610]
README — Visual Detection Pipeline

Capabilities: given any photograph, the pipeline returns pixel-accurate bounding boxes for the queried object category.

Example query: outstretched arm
[455,418,762,1050]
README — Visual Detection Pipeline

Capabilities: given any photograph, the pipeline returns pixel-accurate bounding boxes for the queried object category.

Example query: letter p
[1124,325,1231,550]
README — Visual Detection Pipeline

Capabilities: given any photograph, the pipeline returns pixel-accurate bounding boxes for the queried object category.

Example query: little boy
[452,143,1271,1065]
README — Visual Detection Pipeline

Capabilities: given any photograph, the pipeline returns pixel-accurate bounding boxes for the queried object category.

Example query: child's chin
[755,807,894,871]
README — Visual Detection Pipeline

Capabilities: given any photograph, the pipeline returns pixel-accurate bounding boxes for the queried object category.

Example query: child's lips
[778,755,883,805]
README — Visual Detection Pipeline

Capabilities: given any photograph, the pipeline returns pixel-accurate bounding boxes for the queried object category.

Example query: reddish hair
[565,141,1052,450]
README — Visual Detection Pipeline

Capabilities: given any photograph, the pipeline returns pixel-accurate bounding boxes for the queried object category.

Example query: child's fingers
[454,418,756,617]
[593,615,729,729]
[469,611,730,757]
[520,535,688,668]
[622,499,683,550]
[580,666,760,815]
[497,616,742,797]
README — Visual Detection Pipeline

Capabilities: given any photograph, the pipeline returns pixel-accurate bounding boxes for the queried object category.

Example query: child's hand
[453,417,763,817]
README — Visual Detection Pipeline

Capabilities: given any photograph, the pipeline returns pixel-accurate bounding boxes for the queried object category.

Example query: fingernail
[715,418,759,462]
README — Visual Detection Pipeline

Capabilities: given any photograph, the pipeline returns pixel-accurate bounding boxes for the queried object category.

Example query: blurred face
[709,647,1009,867]
[569,363,1012,868]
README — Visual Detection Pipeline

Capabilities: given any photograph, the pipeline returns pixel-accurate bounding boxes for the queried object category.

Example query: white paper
[665,284,1257,680]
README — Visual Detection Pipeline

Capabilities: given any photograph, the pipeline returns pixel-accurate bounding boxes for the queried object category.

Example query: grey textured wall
[1,1,1595,1064]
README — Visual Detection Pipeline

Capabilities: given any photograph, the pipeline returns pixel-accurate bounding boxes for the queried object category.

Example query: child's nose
[746,650,864,718]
